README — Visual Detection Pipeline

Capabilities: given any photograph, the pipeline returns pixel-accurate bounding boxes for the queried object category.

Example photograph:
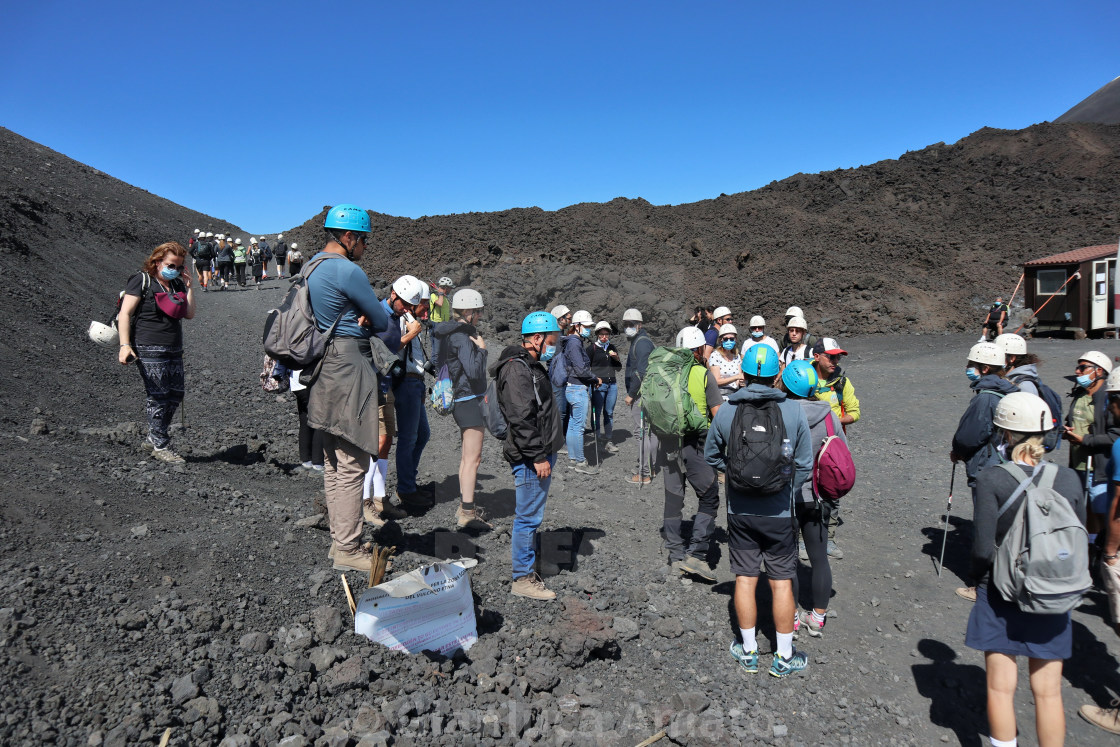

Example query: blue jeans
[393,377,430,494]
[511,455,555,579]
[591,382,617,440]
[565,385,590,462]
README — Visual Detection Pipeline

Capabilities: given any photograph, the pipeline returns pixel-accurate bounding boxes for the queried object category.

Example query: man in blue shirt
[305,204,389,573]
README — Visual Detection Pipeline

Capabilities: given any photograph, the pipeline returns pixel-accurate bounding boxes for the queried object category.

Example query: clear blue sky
[2,1,1117,233]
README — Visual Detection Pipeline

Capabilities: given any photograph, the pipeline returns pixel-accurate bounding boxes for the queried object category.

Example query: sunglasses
[165,262,184,270]
[1076,364,1096,372]
[719,336,736,342]
[750,326,764,331]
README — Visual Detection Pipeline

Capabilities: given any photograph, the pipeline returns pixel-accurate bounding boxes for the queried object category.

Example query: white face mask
[624,327,638,338]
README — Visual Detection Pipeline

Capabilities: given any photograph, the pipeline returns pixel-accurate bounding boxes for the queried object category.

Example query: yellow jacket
[815,369,860,424]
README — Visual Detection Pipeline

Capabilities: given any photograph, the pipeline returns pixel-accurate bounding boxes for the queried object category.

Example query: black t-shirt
[125,273,185,347]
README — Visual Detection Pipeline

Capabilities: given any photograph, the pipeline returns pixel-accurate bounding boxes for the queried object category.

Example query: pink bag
[813,413,856,502]
[154,282,189,319]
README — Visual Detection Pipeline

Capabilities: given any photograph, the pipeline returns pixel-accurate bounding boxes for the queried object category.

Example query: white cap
[718,324,738,337]
[550,305,570,319]
[451,288,483,310]
[787,316,807,330]
[622,308,643,322]
[392,275,427,306]
[968,342,1005,367]
[676,326,706,350]
[594,321,612,332]
[712,306,732,319]
[785,306,803,318]
[1080,351,1114,374]
[749,315,765,327]
[572,310,594,326]
[994,392,1053,433]
[994,333,1027,356]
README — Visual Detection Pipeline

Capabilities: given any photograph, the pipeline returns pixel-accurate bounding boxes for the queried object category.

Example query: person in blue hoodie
[706,344,813,679]
[949,341,1020,601]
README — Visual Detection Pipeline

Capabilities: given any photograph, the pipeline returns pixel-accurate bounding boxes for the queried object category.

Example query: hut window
[1037,269,1068,295]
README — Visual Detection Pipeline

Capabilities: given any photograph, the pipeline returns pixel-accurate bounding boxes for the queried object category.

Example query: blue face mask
[751,330,763,339]
[579,328,591,339]
[965,367,981,382]
[721,339,736,351]
[1076,374,1094,388]
[160,267,180,280]
[540,345,556,363]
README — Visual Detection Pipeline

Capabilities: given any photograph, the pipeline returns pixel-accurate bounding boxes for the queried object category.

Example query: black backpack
[1007,373,1064,452]
[726,399,789,494]
[196,241,214,261]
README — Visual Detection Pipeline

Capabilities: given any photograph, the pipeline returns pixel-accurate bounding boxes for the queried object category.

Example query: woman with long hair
[116,242,196,462]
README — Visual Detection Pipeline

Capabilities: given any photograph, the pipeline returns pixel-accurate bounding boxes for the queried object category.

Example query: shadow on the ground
[911,638,986,745]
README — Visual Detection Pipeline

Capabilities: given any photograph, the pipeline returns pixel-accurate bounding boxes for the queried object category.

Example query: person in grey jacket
[305,204,389,574]
[622,308,658,483]
[562,311,600,473]
[706,344,813,678]
[996,333,1040,397]
[432,289,491,530]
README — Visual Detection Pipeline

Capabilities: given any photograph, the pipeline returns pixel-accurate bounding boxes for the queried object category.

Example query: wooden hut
[1023,244,1117,338]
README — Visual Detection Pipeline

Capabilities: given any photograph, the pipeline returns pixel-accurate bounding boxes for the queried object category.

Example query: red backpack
[813,413,856,502]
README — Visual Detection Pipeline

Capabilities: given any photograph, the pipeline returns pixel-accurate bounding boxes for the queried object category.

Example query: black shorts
[452,397,484,430]
[728,514,797,579]
[195,260,210,272]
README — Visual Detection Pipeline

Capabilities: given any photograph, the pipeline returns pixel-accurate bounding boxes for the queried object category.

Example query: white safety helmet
[785,306,804,318]
[193,228,200,234]
[787,316,807,330]
[87,321,119,348]
[717,324,738,338]
[622,308,643,323]
[550,305,571,320]
[1079,350,1114,374]
[968,341,1005,367]
[994,392,1053,433]
[205,232,213,238]
[438,276,454,288]
[994,333,1027,356]
[572,310,594,326]
[392,275,427,306]
[595,321,612,333]
[712,306,732,320]
[676,326,707,350]
[1106,369,1120,393]
[277,234,283,239]
[290,242,298,249]
[217,233,225,240]
[235,238,242,245]
[451,288,483,311]
[251,237,259,244]
[749,315,766,328]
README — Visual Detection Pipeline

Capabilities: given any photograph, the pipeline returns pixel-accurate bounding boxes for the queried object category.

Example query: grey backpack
[991,462,1090,614]
[262,256,348,370]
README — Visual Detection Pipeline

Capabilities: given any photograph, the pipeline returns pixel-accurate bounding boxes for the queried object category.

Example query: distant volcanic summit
[1056,75,1120,125]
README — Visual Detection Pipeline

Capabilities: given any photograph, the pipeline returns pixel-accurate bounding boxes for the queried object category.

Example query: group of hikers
[950,334,1120,743]
[109,205,1120,740]
[186,229,304,290]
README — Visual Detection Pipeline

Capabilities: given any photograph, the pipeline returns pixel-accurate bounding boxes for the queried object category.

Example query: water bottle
[780,438,793,479]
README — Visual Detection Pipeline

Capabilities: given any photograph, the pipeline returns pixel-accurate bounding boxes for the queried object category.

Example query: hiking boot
[571,461,599,475]
[455,504,492,530]
[333,546,374,573]
[1080,700,1120,734]
[680,556,716,582]
[729,640,759,674]
[798,541,809,562]
[152,447,185,464]
[628,474,652,485]
[377,499,409,520]
[955,586,977,602]
[511,573,556,600]
[826,540,843,559]
[798,610,826,637]
[604,441,620,454]
[141,440,155,453]
[769,649,809,678]
[397,490,430,510]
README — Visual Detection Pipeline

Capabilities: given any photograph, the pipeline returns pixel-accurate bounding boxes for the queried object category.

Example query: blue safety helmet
[742,343,780,378]
[324,204,371,233]
[521,310,562,335]
[781,359,819,397]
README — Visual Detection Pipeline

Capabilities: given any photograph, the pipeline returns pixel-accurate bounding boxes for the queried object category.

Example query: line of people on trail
[947,333,1120,743]
[187,229,302,291]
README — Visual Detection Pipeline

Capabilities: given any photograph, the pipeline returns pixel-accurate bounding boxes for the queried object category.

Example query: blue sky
[1,1,1117,233]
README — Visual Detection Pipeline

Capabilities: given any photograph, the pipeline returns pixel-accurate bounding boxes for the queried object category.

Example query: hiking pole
[592,402,600,467]
[937,463,956,577]
[637,408,645,489]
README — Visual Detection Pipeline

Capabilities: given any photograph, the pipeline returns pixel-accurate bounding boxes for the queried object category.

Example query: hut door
[1090,259,1115,331]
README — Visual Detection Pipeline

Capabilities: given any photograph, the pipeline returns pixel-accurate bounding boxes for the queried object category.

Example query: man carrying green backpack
[641,326,723,580]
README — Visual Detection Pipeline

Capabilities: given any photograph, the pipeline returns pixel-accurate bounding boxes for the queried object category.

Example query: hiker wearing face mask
[708,323,744,399]
[562,310,601,474]
[702,306,733,363]
[1062,351,1119,553]
[950,341,1019,601]
[623,308,658,484]
[743,315,779,355]
[548,305,573,440]
[979,296,1009,342]
[587,321,622,454]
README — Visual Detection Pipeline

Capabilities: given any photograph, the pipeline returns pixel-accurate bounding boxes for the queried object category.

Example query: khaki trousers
[322,433,370,551]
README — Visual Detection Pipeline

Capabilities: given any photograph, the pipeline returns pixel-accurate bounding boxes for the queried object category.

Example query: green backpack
[640,347,709,437]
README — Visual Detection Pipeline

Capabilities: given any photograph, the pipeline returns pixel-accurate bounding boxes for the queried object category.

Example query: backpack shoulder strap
[996,462,1042,518]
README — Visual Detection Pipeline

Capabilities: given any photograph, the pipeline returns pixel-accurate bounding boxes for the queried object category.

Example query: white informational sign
[354,558,478,655]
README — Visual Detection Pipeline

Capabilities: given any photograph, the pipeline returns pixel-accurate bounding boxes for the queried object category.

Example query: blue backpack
[548,347,568,389]
[1008,373,1063,452]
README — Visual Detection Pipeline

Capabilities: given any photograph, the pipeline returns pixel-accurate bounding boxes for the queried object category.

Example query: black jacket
[1065,384,1120,483]
[625,330,655,397]
[492,345,563,465]
[432,321,487,399]
[952,375,1020,483]
[586,340,622,382]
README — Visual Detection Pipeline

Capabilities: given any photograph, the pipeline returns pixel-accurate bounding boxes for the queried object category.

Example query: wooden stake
[158,728,171,747]
[340,574,356,616]
[634,729,666,747]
